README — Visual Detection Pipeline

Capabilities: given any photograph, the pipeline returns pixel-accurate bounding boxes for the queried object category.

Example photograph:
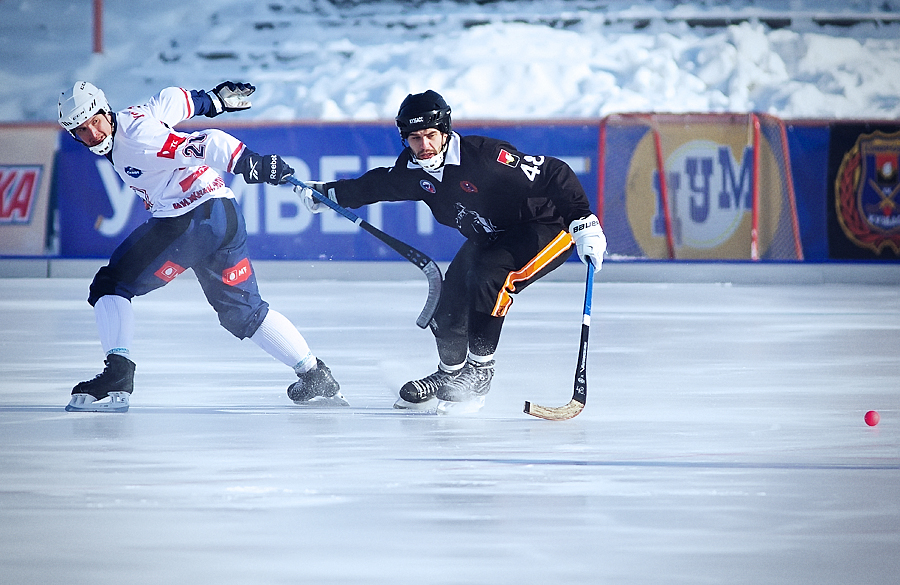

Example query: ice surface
[0,274,898,584]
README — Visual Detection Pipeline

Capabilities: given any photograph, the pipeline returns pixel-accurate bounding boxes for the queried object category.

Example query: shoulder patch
[420,179,436,194]
[497,149,519,168]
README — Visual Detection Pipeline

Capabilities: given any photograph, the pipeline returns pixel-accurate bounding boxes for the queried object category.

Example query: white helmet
[58,81,114,155]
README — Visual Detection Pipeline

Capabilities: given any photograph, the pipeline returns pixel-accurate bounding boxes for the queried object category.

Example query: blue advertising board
[54,121,599,261]
[53,118,842,261]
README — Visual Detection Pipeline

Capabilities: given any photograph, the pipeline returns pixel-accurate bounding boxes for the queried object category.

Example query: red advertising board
[0,124,58,256]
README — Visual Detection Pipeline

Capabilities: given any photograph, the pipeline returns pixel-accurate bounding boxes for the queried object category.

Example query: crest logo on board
[835,130,900,254]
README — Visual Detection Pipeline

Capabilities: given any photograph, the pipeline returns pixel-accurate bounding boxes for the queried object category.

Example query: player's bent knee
[88,267,124,306]
[216,304,268,340]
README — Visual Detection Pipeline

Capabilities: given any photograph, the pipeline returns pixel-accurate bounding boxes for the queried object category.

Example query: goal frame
[598,112,804,261]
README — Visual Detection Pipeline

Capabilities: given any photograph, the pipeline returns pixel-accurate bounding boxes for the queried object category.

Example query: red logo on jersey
[154,261,185,282]
[179,166,210,192]
[460,180,478,193]
[222,258,252,286]
[0,166,41,224]
[497,149,519,168]
[131,187,151,210]
[125,106,144,120]
[157,133,186,159]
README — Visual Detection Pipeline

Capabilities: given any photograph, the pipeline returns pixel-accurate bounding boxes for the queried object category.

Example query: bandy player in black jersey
[297,90,607,413]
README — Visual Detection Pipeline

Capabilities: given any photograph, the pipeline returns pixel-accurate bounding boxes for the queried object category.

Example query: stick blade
[523,398,585,421]
[415,261,443,329]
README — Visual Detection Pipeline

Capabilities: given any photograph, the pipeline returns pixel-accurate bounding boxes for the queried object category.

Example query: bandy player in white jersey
[102,86,257,217]
[58,81,346,412]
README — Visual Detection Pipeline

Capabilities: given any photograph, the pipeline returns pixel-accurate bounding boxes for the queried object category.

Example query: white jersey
[109,87,247,218]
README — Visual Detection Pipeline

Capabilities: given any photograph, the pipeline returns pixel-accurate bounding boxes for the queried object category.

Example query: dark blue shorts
[88,197,268,339]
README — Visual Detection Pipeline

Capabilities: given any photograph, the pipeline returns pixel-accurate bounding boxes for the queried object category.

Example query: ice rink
[1,263,898,585]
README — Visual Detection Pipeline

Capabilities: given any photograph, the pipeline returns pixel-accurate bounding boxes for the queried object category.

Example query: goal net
[598,113,803,260]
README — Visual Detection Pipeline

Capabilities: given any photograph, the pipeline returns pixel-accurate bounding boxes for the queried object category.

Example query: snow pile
[1,0,900,123]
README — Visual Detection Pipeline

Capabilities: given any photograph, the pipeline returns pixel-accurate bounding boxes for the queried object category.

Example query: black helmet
[395,90,451,139]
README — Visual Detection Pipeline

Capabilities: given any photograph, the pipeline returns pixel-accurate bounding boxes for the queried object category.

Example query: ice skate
[393,364,462,410]
[435,395,486,415]
[66,354,135,413]
[287,358,348,407]
[435,359,493,415]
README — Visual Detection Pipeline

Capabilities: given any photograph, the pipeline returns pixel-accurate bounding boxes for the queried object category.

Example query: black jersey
[327,134,593,246]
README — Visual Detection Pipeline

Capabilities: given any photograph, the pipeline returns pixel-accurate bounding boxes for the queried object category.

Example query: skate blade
[436,396,485,415]
[292,392,350,407]
[65,392,130,413]
[393,396,437,411]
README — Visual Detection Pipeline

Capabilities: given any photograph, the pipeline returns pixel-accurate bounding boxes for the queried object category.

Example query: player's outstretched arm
[205,81,255,116]
[294,181,336,214]
[189,81,255,118]
[233,149,294,185]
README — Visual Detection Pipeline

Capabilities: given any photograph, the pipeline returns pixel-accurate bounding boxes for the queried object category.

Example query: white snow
[2,0,900,123]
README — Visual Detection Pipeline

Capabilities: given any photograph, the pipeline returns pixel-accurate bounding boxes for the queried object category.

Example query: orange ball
[865,411,880,426]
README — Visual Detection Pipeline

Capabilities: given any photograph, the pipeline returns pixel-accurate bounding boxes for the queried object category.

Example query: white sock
[467,351,494,365]
[439,361,464,373]
[94,295,133,360]
[250,310,316,373]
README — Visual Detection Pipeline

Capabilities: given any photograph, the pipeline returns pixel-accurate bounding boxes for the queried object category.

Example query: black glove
[234,149,294,185]
[206,81,255,117]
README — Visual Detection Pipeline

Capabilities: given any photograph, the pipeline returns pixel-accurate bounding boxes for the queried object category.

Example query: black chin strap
[105,111,117,162]
[68,110,117,157]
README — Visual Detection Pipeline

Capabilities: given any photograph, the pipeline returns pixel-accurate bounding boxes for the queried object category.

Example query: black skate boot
[394,364,463,410]
[287,358,347,406]
[66,353,135,413]
[435,359,494,414]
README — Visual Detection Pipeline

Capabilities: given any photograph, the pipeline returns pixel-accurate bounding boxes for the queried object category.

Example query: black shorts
[440,222,574,320]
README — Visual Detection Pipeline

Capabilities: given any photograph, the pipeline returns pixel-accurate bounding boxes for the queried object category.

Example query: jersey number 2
[157,133,208,160]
